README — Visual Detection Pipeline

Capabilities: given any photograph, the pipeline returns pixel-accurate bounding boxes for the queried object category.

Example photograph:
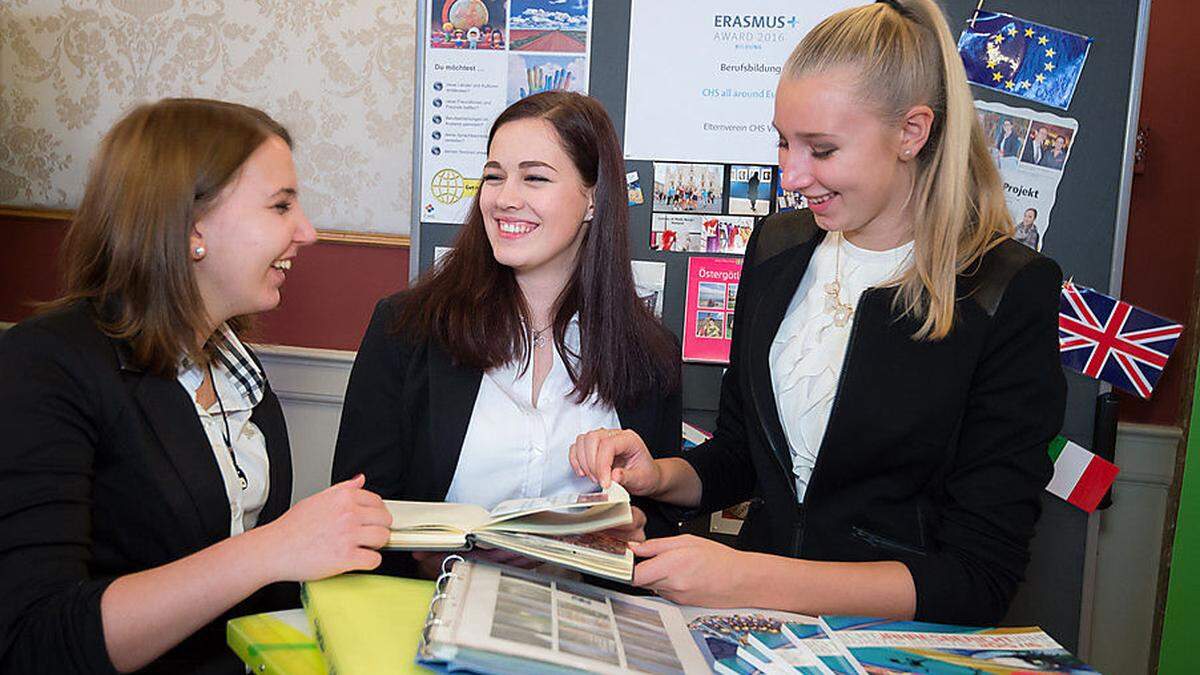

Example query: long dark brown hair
[396,92,678,408]
[45,98,292,376]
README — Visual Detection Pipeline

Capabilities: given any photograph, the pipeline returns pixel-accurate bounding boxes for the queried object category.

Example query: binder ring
[441,554,465,576]
[421,617,444,645]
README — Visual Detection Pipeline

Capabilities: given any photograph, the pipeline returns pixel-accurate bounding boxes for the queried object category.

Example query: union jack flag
[1059,281,1183,398]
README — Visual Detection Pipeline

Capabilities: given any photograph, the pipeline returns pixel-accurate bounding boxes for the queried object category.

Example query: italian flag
[1046,436,1120,512]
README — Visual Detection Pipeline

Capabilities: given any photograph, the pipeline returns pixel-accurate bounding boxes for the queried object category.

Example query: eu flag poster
[957,12,1092,110]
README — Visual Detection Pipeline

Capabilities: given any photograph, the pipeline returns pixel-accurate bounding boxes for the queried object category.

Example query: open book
[383,483,634,581]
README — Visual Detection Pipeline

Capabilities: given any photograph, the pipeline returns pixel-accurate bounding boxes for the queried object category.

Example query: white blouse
[177,329,270,536]
[445,316,621,509]
[769,233,913,502]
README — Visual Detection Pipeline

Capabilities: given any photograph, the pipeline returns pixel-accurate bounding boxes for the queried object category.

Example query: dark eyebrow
[269,187,297,200]
[482,160,558,171]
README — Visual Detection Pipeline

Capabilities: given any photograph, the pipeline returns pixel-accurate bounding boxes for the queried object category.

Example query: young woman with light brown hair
[0,99,392,674]
[571,0,1066,625]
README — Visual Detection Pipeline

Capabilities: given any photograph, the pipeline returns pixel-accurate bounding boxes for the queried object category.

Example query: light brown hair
[48,98,292,375]
[784,0,1012,339]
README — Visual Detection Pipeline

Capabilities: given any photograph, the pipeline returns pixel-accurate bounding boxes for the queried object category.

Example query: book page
[384,501,490,533]
[486,482,629,520]
[437,561,710,674]
[475,531,634,581]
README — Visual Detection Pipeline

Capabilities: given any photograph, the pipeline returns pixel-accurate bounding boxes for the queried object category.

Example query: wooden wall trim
[0,206,411,248]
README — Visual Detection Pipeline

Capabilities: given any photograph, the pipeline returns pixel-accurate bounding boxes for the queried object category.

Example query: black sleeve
[332,298,413,499]
[635,369,683,539]
[0,323,119,674]
[672,231,766,518]
[332,299,422,578]
[902,256,1067,625]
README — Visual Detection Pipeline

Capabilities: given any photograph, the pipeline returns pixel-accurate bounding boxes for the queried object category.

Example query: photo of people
[695,311,725,339]
[976,109,1031,167]
[650,214,753,254]
[697,282,726,310]
[429,0,507,50]
[1020,122,1075,171]
[652,162,724,214]
[509,0,591,53]
[728,165,773,216]
[776,183,807,212]
[1013,207,1041,250]
[726,283,738,313]
[507,53,589,104]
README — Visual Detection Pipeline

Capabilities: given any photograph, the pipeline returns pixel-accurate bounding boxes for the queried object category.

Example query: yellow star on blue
[1007,26,1018,36]
[1036,73,1046,84]
[1045,48,1056,58]
[1024,27,1035,38]
[992,33,1005,44]
[993,71,1004,82]
[1038,35,1049,45]
[1005,80,1016,90]
[1021,80,1032,89]
[1044,62,1056,72]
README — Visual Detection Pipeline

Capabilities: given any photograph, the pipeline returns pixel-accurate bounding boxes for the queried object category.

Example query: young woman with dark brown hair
[333,91,680,577]
[0,99,392,674]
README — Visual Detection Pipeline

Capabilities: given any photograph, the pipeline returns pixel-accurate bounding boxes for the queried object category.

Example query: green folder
[302,574,437,675]
[227,609,326,675]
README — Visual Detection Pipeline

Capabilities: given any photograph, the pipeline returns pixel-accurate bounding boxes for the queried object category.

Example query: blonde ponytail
[783,0,1011,339]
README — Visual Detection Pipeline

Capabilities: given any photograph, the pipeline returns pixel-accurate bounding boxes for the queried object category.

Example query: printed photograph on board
[652,162,724,214]
[509,0,591,53]
[507,53,589,103]
[728,165,773,216]
[429,0,507,50]
[1020,122,1076,172]
[650,214,753,254]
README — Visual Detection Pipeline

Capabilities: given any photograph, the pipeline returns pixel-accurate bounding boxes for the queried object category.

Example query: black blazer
[682,210,1066,626]
[332,295,682,576]
[0,302,295,675]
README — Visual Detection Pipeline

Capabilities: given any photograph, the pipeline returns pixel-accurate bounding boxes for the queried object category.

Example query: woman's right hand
[256,474,393,582]
[569,428,662,496]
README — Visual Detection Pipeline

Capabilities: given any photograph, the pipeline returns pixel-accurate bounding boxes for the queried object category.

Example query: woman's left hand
[601,504,647,543]
[630,534,748,607]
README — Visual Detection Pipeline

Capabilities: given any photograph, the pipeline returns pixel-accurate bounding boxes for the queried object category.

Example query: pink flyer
[682,256,742,364]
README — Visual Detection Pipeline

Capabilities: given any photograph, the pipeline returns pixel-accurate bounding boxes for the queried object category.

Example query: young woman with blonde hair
[571,0,1066,625]
[0,99,392,673]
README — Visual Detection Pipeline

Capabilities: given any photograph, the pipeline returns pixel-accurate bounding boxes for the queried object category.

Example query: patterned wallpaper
[0,0,417,236]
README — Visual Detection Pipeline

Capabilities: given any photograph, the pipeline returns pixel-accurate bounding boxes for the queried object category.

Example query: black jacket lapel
[747,233,824,491]
[127,370,232,544]
[426,342,484,500]
[253,385,293,524]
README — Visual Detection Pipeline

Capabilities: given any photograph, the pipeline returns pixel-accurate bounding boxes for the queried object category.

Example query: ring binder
[420,555,466,654]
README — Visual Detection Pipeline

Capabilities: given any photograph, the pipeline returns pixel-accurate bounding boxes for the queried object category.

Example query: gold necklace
[822,232,855,328]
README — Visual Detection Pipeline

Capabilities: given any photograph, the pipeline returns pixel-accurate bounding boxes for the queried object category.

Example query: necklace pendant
[832,305,853,327]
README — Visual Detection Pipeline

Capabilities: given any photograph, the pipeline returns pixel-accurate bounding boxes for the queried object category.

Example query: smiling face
[191,135,316,327]
[479,117,594,287]
[774,67,921,249]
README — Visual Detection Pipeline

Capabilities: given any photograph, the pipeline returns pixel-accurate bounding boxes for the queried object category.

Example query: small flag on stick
[1046,436,1119,512]
[957,12,1092,109]
[1059,281,1182,398]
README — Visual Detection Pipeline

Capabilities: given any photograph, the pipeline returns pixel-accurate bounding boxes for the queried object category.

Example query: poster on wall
[974,99,1078,251]
[623,0,859,164]
[683,256,742,364]
[419,0,593,225]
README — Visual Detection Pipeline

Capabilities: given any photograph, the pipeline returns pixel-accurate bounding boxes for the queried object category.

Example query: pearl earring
[193,245,206,260]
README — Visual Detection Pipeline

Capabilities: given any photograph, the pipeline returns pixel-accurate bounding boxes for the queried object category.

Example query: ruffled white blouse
[769,233,914,502]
